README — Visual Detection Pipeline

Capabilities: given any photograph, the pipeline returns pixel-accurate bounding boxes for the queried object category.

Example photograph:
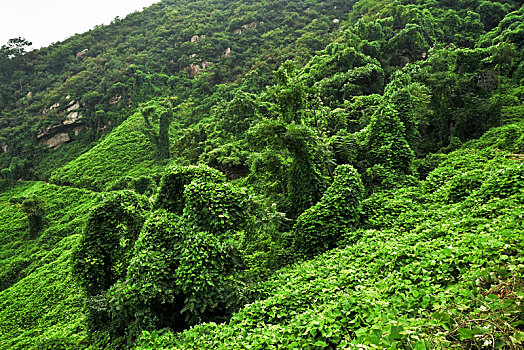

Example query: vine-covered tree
[141,97,177,159]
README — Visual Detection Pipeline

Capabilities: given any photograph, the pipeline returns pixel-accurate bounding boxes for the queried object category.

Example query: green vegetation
[1,0,523,349]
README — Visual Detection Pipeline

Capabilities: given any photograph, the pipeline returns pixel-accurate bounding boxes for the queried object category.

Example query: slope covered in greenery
[49,111,161,191]
[0,182,101,349]
[0,0,355,179]
[0,0,523,349]
[138,136,523,349]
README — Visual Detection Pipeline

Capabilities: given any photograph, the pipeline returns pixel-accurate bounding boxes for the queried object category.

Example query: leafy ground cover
[49,112,167,191]
[0,0,523,349]
[136,143,524,349]
[0,182,101,349]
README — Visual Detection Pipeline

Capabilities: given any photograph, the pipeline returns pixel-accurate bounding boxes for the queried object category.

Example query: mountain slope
[0,182,101,349]
[0,0,523,349]
[136,127,524,349]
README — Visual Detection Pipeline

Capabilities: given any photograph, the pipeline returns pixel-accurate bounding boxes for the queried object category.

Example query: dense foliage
[1,0,523,349]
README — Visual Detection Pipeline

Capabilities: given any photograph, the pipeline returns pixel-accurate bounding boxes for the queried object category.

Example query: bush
[132,176,156,196]
[366,105,414,176]
[107,210,186,337]
[293,164,364,257]
[9,195,46,237]
[107,175,157,196]
[183,180,247,236]
[365,163,399,191]
[444,169,484,203]
[477,162,524,201]
[73,191,151,296]
[174,230,244,325]
[413,153,447,180]
[154,164,225,214]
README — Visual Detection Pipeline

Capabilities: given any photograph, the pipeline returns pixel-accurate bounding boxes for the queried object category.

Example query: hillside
[0,0,523,349]
[0,0,355,179]
[139,134,523,349]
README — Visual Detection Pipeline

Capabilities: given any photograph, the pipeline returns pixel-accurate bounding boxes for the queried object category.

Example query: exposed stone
[242,22,258,29]
[187,64,201,76]
[66,95,71,100]
[42,102,60,116]
[234,22,261,34]
[43,133,70,149]
[66,101,80,112]
[189,53,197,59]
[190,34,205,43]
[109,94,122,106]
[64,111,82,125]
[185,61,212,76]
[76,49,88,61]
[74,126,88,136]
[37,119,85,141]
[37,126,53,140]
[37,121,87,149]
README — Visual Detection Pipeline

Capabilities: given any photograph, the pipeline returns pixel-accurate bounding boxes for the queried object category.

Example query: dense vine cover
[0,0,523,349]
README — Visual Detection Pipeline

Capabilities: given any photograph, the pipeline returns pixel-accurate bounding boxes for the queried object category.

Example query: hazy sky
[0,0,159,50]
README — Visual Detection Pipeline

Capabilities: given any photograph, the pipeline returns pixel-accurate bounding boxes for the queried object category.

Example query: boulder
[42,102,60,116]
[190,34,205,43]
[66,101,80,112]
[242,22,258,29]
[76,49,88,61]
[64,111,82,125]
[43,133,70,149]
[109,94,122,106]
[186,61,212,76]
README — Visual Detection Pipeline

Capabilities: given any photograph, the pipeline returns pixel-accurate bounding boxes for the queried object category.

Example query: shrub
[366,105,414,176]
[9,195,46,237]
[365,163,399,191]
[106,176,134,191]
[107,210,186,336]
[183,180,247,236]
[413,153,447,180]
[107,175,157,196]
[444,169,484,203]
[477,162,524,201]
[154,165,225,214]
[73,191,151,296]
[174,230,244,325]
[293,164,364,257]
[131,176,156,196]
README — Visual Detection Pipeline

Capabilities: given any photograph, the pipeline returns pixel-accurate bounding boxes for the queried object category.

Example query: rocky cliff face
[36,98,87,149]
